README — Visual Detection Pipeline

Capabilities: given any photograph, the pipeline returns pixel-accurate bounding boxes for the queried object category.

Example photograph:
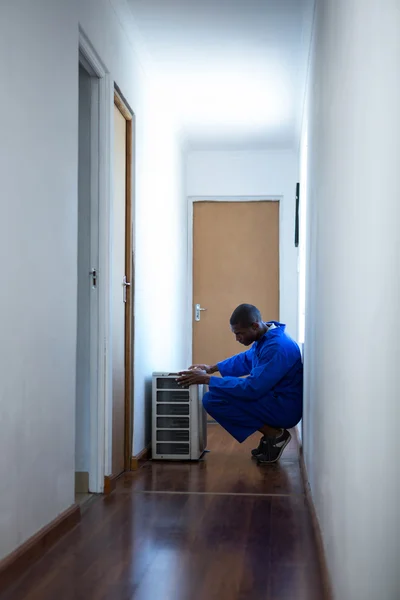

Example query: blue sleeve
[217,347,254,377]
[210,342,297,401]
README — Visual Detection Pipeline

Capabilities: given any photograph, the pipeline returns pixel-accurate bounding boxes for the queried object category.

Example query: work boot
[256,430,292,464]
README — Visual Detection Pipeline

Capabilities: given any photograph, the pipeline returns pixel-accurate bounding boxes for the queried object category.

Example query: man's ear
[251,322,259,331]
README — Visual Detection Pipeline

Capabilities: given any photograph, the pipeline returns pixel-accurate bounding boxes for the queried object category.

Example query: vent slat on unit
[157,391,189,402]
[156,443,190,455]
[156,416,189,429]
[156,378,183,390]
[156,404,190,416]
[157,430,190,442]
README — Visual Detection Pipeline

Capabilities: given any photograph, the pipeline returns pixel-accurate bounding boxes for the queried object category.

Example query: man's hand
[189,364,218,374]
[176,369,211,387]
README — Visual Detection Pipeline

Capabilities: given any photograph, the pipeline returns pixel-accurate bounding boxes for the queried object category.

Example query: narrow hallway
[1,426,325,600]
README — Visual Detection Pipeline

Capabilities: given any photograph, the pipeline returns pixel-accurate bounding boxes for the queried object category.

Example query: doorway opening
[75,30,112,498]
[75,55,101,504]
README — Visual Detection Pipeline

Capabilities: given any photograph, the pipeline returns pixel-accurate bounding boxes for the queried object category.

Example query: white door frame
[79,29,112,493]
[187,195,282,366]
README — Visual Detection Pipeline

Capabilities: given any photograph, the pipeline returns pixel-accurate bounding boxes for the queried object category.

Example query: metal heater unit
[152,372,208,460]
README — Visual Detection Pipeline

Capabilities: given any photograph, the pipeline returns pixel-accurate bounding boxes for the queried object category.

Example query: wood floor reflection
[1,425,326,600]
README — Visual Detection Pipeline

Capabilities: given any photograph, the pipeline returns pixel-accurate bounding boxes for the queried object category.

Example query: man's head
[229,304,265,346]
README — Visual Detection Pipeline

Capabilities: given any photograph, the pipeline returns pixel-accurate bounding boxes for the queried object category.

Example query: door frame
[187,196,282,366]
[79,29,112,493]
[113,86,134,471]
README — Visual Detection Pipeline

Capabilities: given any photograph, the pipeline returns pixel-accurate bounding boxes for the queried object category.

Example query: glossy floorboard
[123,425,303,496]
[1,425,325,600]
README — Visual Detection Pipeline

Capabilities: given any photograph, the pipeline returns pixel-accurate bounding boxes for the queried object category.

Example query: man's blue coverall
[203,322,303,442]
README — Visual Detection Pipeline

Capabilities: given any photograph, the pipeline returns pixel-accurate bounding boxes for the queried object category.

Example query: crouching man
[177,304,303,464]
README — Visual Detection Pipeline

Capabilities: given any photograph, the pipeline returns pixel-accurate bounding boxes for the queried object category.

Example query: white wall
[133,93,188,453]
[187,150,299,339]
[0,0,186,561]
[301,1,400,598]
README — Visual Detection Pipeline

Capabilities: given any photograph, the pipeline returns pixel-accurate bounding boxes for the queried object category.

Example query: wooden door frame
[187,196,282,366]
[79,29,112,494]
[114,86,134,471]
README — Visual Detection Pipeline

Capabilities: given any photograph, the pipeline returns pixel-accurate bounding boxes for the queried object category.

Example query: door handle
[123,275,131,303]
[195,303,207,322]
[89,268,97,288]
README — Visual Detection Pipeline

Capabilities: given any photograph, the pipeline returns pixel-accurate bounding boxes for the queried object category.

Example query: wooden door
[112,95,133,476]
[193,201,279,366]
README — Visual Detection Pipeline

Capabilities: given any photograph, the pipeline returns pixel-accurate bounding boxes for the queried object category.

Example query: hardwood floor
[0,425,326,600]
[124,424,303,496]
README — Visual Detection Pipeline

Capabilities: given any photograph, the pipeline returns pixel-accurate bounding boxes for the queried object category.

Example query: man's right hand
[189,364,218,374]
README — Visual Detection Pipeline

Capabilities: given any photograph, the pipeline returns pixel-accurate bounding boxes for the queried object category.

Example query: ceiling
[127,0,314,151]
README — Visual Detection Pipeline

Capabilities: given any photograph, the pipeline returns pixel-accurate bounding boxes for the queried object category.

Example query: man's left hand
[176,369,211,387]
